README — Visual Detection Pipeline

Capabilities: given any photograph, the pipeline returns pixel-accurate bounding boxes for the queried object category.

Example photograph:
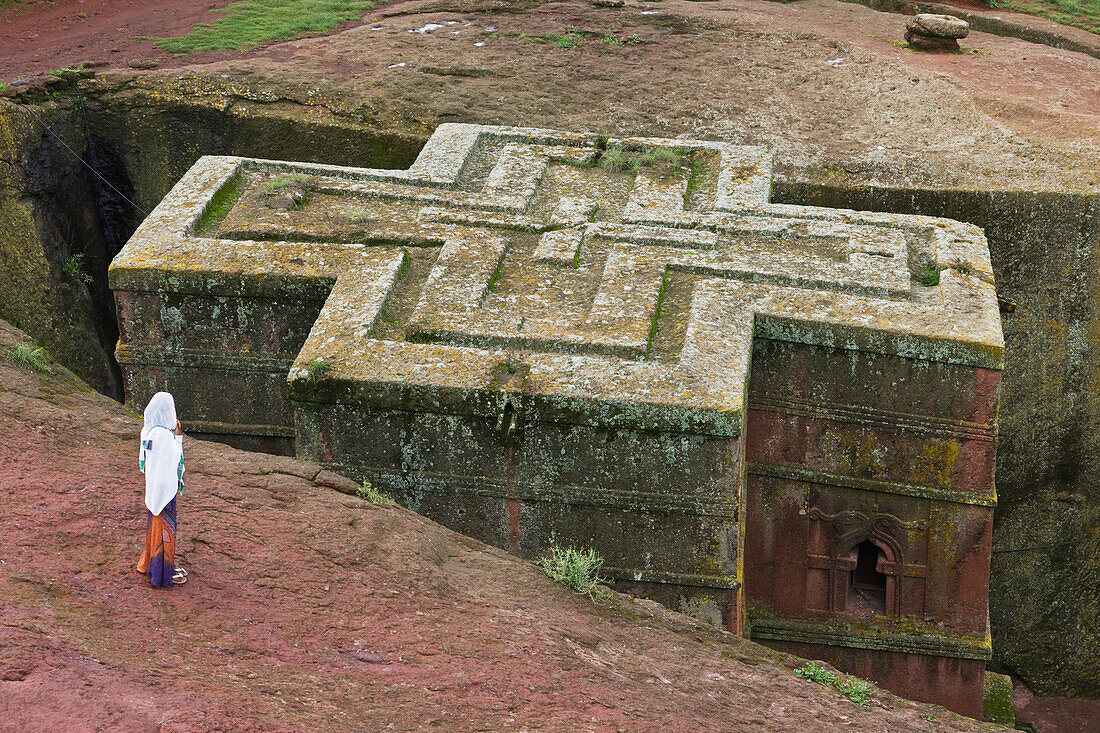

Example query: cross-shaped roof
[110,124,1003,436]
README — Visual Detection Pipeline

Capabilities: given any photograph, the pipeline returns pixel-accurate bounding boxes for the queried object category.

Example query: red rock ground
[0,325,1007,732]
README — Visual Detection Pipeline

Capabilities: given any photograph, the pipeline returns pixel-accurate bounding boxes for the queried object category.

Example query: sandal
[172,567,188,584]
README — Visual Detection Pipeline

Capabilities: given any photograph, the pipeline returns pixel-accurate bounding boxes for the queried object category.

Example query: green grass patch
[300,357,331,385]
[796,661,876,707]
[598,145,683,176]
[194,174,243,233]
[6,343,49,373]
[345,206,371,224]
[683,155,707,207]
[537,545,612,603]
[519,29,585,48]
[156,0,383,54]
[916,262,942,286]
[62,253,93,284]
[259,172,309,194]
[647,271,668,351]
[356,480,396,506]
[991,0,1100,34]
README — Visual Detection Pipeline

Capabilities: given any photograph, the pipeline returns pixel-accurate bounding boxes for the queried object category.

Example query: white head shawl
[140,392,183,515]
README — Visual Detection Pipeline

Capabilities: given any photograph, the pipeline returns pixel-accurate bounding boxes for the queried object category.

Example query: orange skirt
[137,497,176,587]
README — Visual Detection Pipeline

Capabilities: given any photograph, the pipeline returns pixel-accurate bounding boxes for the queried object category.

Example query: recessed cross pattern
[111,124,1002,440]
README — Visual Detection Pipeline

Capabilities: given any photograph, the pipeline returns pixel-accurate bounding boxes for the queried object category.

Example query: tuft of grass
[356,479,396,506]
[346,206,371,224]
[259,172,309,194]
[156,0,384,54]
[796,661,876,707]
[597,145,683,176]
[62,253,93,284]
[6,343,49,373]
[537,545,612,603]
[301,357,331,385]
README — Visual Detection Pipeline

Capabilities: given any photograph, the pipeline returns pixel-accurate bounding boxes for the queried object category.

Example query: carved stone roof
[110,124,1004,436]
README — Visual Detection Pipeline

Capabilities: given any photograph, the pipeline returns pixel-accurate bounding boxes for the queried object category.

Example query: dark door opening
[847,540,887,615]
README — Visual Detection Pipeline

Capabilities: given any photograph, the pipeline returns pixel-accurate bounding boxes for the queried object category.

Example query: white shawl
[140,392,184,515]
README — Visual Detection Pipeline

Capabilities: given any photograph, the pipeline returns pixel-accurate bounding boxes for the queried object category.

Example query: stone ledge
[748,615,992,660]
[748,462,997,506]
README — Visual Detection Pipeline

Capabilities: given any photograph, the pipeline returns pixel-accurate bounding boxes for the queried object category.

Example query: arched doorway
[847,539,887,616]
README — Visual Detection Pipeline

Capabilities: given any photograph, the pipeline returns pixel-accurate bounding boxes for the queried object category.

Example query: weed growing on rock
[346,206,371,224]
[356,480,396,506]
[259,173,309,194]
[916,262,942,286]
[796,660,838,685]
[796,661,876,707]
[48,65,85,77]
[537,545,611,603]
[7,344,49,373]
[835,677,874,706]
[302,357,331,385]
[62,253,93,284]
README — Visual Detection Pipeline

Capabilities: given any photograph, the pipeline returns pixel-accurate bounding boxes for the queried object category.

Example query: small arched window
[847,539,887,616]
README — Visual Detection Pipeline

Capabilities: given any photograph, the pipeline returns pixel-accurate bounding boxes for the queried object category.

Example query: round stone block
[907,13,970,39]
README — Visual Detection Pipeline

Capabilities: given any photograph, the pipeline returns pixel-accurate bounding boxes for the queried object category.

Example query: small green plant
[537,545,611,603]
[356,479,396,506]
[6,343,49,373]
[835,677,874,706]
[796,661,876,707]
[916,262,942,286]
[49,65,85,77]
[345,206,371,224]
[601,32,624,46]
[62,253,93,283]
[624,34,646,45]
[796,660,839,685]
[919,714,937,722]
[301,357,331,384]
[521,29,585,48]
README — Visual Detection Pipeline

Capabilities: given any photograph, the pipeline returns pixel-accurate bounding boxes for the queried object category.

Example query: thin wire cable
[15,101,149,216]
